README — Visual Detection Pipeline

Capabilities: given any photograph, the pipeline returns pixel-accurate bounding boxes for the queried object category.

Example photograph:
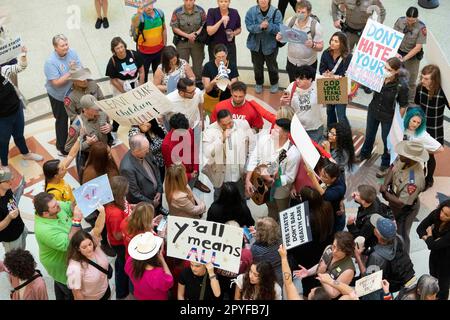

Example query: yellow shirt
[46,179,75,202]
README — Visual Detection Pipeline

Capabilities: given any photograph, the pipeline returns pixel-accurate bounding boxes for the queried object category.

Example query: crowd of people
[0,0,449,301]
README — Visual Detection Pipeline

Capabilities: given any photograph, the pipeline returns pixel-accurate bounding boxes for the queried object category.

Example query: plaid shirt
[415,85,449,144]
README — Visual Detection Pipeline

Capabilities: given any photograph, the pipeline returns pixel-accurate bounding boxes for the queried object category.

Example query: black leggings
[425,154,436,185]
[278,0,297,18]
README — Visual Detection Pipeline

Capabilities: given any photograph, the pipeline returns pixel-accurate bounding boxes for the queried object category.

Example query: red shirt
[105,201,131,246]
[210,99,264,129]
[161,128,199,180]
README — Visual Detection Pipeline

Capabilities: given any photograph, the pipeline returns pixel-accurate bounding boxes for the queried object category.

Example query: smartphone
[157,215,168,232]
[243,227,253,241]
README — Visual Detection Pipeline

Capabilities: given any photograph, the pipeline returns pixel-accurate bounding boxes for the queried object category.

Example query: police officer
[332,0,386,50]
[394,6,427,103]
[170,0,206,86]
[64,94,111,177]
[64,68,104,123]
[379,140,427,256]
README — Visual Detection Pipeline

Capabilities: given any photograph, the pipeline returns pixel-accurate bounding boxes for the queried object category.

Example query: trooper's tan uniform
[332,0,386,49]
[394,17,427,103]
[64,81,105,122]
[64,112,110,153]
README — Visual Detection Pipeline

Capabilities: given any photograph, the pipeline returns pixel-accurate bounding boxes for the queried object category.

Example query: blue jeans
[0,103,29,166]
[326,104,349,129]
[307,126,324,144]
[334,213,346,233]
[360,110,392,168]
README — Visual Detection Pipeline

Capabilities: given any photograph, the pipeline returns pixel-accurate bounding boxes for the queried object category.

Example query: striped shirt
[134,9,165,54]
[415,85,449,144]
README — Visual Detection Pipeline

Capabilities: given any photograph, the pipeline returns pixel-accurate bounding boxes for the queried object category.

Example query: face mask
[296,13,306,21]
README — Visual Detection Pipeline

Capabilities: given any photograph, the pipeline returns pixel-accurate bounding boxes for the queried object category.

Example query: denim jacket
[245,5,282,55]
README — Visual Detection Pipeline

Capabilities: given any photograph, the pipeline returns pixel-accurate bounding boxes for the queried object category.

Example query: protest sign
[347,19,404,92]
[124,0,155,8]
[316,77,348,104]
[279,202,312,250]
[166,216,243,274]
[355,270,383,297]
[73,174,114,217]
[279,24,308,44]
[95,81,168,126]
[291,115,321,170]
[0,36,22,65]
[387,103,404,164]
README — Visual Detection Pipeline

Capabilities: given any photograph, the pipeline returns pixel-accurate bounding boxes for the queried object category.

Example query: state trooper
[331,0,386,50]
[394,6,427,103]
[64,94,112,178]
[379,140,427,256]
[64,67,104,123]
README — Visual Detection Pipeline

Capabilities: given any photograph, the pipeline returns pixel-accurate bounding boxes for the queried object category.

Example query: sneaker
[101,243,117,257]
[270,83,279,94]
[355,154,370,163]
[23,152,43,161]
[57,149,68,157]
[254,84,263,94]
[376,166,389,178]
[95,18,102,29]
[102,17,109,28]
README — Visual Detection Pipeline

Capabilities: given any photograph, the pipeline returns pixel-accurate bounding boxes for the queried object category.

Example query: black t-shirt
[178,267,219,300]
[0,73,20,118]
[105,50,144,81]
[0,189,25,242]
[202,61,239,100]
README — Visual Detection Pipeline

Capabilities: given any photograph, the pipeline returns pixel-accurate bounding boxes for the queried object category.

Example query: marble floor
[0,0,449,300]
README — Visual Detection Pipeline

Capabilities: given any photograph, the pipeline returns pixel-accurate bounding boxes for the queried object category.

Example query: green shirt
[34,201,73,284]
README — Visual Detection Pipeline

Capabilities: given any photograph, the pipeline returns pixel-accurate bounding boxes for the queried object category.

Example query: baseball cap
[0,167,12,183]
[370,214,396,240]
[79,94,100,110]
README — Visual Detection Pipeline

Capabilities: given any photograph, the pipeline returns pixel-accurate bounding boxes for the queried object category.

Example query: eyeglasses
[183,89,196,95]
[328,131,337,137]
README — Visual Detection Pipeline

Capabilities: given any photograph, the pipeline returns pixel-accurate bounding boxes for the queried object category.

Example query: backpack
[130,9,164,43]
[288,14,320,40]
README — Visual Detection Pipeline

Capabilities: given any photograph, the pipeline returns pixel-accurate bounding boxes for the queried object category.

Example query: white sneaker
[23,152,43,161]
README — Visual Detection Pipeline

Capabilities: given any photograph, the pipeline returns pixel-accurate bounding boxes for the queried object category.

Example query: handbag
[87,259,113,279]
[203,90,221,115]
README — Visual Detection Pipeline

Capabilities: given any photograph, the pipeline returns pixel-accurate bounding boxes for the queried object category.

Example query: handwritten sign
[0,36,22,65]
[291,115,321,170]
[95,81,167,126]
[316,77,348,104]
[279,24,308,44]
[124,0,156,8]
[166,216,243,274]
[355,270,383,297]
[279,202,312,250]
[347,19,404,92]
[73,174,114,217]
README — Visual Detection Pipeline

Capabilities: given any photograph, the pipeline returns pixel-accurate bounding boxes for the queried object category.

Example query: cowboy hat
[128,232,163,261]
[68,67,93,81]
[395,140,429,163]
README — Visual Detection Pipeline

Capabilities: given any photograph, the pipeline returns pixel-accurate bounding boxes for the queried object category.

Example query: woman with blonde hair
[165,164,206,218]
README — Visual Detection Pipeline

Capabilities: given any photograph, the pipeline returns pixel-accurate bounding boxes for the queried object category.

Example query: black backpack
[130,9,164,43]
[382,237,415,292]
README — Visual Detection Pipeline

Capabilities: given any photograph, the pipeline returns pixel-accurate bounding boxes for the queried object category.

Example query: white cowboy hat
[128,232,163,261]
[395,140,429,163]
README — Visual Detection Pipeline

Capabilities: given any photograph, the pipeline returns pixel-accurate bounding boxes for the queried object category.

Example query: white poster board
[279,202,312,250]
[73,174,114,217]
[166,216,243,274]
[291,114,320,170]
[0,36,22,65]
[347,19,404,92]
[95,81,168,126]
[355,270,383,297]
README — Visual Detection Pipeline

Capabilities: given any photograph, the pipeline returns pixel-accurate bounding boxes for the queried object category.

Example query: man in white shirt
[281,64,324,143]
[202,109,255,200]
[245,118,301,221]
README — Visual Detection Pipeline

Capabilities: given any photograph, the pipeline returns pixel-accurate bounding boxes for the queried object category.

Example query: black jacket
[368,74,408,123]
[0,73,20,118]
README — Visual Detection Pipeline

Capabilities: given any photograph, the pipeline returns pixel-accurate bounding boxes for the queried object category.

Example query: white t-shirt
[235,274,282,300]
[287,16,323,66]
[166,87,204,128]
[404,130,442,152]
[286,81,323,131]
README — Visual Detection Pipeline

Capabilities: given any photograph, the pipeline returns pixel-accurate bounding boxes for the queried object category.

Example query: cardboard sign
[124,0,155,8]
[279,24,308,44]
[291,115,321,170]
[316,77,348,104]
[73,174,114,217]
[355,270,383,297]
[95,81,167,126]
[0,36,22,65]
[347,19,404,92]
[166,216,243,274]
[279,202,312,250]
